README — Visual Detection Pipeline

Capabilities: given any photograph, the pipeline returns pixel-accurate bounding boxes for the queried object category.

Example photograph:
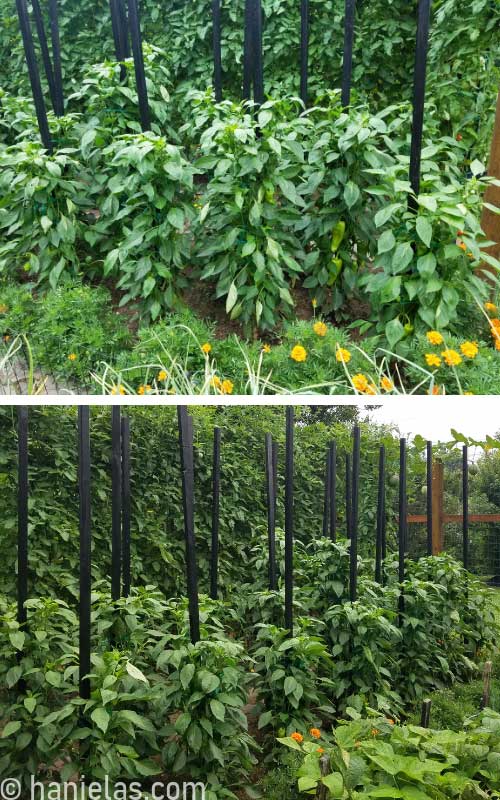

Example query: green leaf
[91,707,110,734]
[322,772,344,797]
[175,712,192,735]
[416,217,433,247]
[417,253,436,278]
[126,661,149,684]
[45,670,62,687]
[378,230,396,254]
[210,699,226,721]
[284,676,298,696]
[385,317,405,347]
[40,215,52,233]
[258,710,273,729]
[24,697,37,714]
[277,736,302,751]
[180,663,195,690]
[226,282,238,314]
[344,181,361,209]
[9,632,25,651]
[2,721,22,738]
[167,207,185,230]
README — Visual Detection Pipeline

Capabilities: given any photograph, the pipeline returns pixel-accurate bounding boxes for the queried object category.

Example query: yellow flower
[460,341,478,359]
[426,330,444,346]
[336,348,351,364]
[485,302,497,314]
[211,376,222,390]
[313,321,328,337]
[119,385,126,395]
[138,385,145,395]
[428,385,443,395]
[291,345,307,363]
[464,391,474,395]
[68,353,77,361]
[458,241,467,252]
[365,383,377,395]
[158,370,168,381]
[425,353,441,368]
[352,373,369,392]
[3,334,10,342]
[312,298,317,308]
[201,342,212,355]
[441,349,462,367]
[262,344,271,354]
[495,337,500,352]
[490,318,500,329]
[380,376,393,392]
[111,385,127,396]
[221,379,234,395]
[291,732,303,743]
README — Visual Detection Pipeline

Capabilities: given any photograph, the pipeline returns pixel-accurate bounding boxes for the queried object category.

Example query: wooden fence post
[431,461,444,554]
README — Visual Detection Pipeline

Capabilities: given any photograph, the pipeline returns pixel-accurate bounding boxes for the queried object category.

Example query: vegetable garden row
[0,405,498,794]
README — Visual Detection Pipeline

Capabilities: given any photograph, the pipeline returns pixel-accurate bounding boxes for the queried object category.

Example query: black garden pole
[345,452,352,540]
[329,441,337,541]
[463,445,469,570]
[111,406,122,602]
[375,445,385,584]
[121,416,131,598]
[17,408,29,631]
[349,426,360,602]
[118,0,130,59]
[210,427,222,600]
[265,433,277,591]
[78,407,91,701]
[420,698,432,728]
[31,0,57,114]
[284,407,294,633]
[243,0,253,101]
[300,0,309,107]
[110,0,123,60]
[272,440,278,517]
[47,0,64,115]
[398,438,407,622]
[15,0,52,151]
[212,0,223,102]
[252,0,264,106]
[322,446,331,538]
[409,0,431,209]
[127,0,151,131]
[177,407,200,644]
[341,0,356,107]
[426,441,433,556]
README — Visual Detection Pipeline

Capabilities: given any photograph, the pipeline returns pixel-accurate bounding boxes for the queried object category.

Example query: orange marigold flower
[336,347,351,364]
[365,383,377,395]
[3,334,10,342]
[291,345,307,363]
[291,732,303,743]
[211,376,222,389]
[460,341,478,359]
[310,728,321,739]
[495,338,500,352]
[426,330,443,345]
[158,370,168,382]
[425,353,441,368]
[380,376,393,392]
[458,242,467,252]
[221,379,234,395]
[484,302,497,314]
[456,133,463,141]
[490,318,500,329]
[201,342,212,354]
[371,729,380,736]
[428,385,443,395]
[441,349,462,367]
[138,385,145,395]
[313,321,328,337]
[317,747,325,754]
[387,718,395,725]
[352,373,369,393]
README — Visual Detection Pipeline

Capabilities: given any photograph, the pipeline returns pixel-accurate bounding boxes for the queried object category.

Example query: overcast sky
[365,397,500,444]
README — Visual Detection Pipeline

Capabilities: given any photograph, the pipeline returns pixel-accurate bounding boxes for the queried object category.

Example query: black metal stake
[341,0,356,107]
[463,445,469,570]
[265,434,277,591]
[121,417,131,598]
[284,407,294,633]
[14,0,52,151]
[426,441,433,556]
[212,0,223,102]
[272,440,278,518]
[111,407,122,602]
[210,427,221,600]
[323,446,331,537]
[420,698,432,728]
[345,452,352,540]
[47,0,64,115]
[17,408,28,631]
[409,0,431,208]
[349,426,360,602]
[31,0,57,114]
[78,407,91,701]
[252,0,264,106]
[118,0,130,59]
[127,0,151,131]
[375,445,385,584]
[329,441,337,542]
[243,0,253,101]
[177,407,200,644]
[110,0,123,60]
[398,438,407,622]
[300,0,309,106]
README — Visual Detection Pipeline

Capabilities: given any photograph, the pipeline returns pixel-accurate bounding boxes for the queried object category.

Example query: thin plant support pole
[252,0,264,106]
[78,406,91,701]
[349,426,360,602]
[341,0,356,107]
[15,0,52,151]
[127,0,151,131]
[272,440,278,518]
[420,699,432,728]
[110,0,122,60]
[375,445,385,584]
[177,407,200,644]
[329,441,337,542]
[118,0,130,58]
[345,453,352,540]
[398,438,407,622]
[210,427,222,600]
[47,0,64,115]
[284,407,294,633]
[17,407,29,631]
[409,0,431,208]
[426,441,433,556]
[212,0,223,102]
[322,446,331,537]
[31,0,58,114]
[300,0,309,107]
[111,406,122,602]
[243,0,253,101]
[265,433,277,591]
[463,445,469,570]
[121,416,131,598]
